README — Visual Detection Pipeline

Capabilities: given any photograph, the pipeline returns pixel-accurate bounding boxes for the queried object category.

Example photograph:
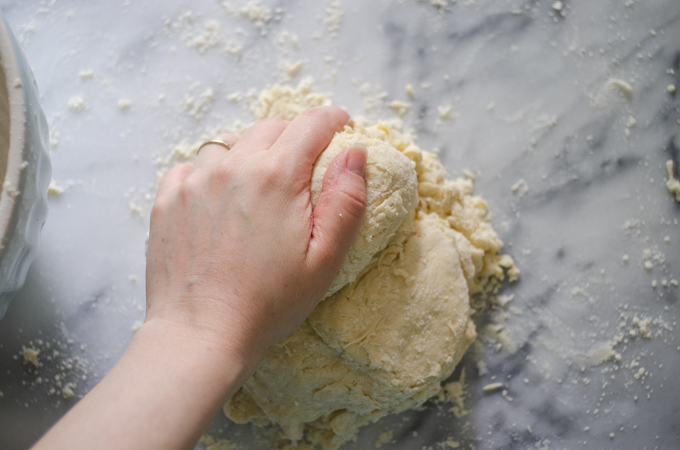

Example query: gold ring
[198,139,233,155]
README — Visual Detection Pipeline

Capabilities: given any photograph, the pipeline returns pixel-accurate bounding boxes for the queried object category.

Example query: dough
[310,126,418,297]
[223,81,517,449]
[224,123,516,449]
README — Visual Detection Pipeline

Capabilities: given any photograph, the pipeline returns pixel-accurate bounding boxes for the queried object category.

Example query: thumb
[308,144,368,271]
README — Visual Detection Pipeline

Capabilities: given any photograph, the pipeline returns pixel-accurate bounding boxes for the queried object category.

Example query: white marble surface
[1,0,679,448]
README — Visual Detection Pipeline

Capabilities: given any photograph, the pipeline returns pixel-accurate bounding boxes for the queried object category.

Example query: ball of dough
[310,127,418,298]
[225,214,476,449]
[223,115,516,450]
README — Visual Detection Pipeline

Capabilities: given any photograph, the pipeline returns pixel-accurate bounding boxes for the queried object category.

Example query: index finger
[268,106,350,174]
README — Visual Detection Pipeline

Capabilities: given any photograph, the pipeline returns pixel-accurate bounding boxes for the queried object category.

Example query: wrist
[145,291,272,366]
[133,317,257,402]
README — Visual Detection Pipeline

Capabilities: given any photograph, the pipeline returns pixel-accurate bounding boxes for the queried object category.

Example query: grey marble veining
[0,0,679,449]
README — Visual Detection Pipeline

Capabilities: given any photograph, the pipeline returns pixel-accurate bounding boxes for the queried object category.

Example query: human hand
[145,106,367,367]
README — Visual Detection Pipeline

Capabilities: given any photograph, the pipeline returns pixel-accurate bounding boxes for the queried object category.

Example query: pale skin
[32,106,368,450]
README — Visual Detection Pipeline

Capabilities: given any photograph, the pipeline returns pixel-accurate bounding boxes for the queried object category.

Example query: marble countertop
[0,0,679,448]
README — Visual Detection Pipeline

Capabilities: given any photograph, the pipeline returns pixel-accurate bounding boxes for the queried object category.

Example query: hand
[146,106,368,366]
[32,107,367,450]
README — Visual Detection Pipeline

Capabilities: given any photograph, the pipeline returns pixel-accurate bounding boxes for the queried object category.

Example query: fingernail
[345,117,355,128]
[347,143,367,176]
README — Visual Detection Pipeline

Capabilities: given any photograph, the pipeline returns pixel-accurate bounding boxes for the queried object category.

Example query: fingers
[307,145,367,273]
[156,163,193,204]
[230,118,289,155]
[269,106,350,172]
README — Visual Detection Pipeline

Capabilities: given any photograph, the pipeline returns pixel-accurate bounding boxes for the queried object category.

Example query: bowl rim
[0,16,26,255]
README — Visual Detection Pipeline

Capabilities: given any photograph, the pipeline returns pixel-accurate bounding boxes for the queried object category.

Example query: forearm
[33,318,254,450]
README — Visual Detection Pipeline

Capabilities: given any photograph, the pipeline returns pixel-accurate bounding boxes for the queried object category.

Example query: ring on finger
[197,139,233,155]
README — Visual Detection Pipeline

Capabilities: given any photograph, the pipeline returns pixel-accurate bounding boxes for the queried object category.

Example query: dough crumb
[185,88,214,120]
[374,430,393,448]
[482,382,504,392]
[438,369,468,417]
[62,383,76,399]
[198,435,239,450]
[324,1,344,37]
[665,160,680,201]
[22,347,40,368]
[129,202,143,216]
[48,180,73,196]
[67,96,86,112]
[390,99,411,116]
[118,98,132,110]
[438,105,453,119]
[511,178,529,197]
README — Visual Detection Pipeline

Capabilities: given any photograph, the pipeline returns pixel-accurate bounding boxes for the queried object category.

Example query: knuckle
[303,105,345,121]
[259,117,288,129]
[175,176,202,205]
[255,158,283,187]
[300,106,331,120]
[215,133,239,145]
[150,198,168,222]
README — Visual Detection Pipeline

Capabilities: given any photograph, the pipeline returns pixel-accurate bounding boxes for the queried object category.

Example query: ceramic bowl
[0,11,51,321]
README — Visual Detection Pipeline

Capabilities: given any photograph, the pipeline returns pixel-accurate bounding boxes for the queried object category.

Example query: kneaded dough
[224,83,517,449]
[310,127,418,298]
